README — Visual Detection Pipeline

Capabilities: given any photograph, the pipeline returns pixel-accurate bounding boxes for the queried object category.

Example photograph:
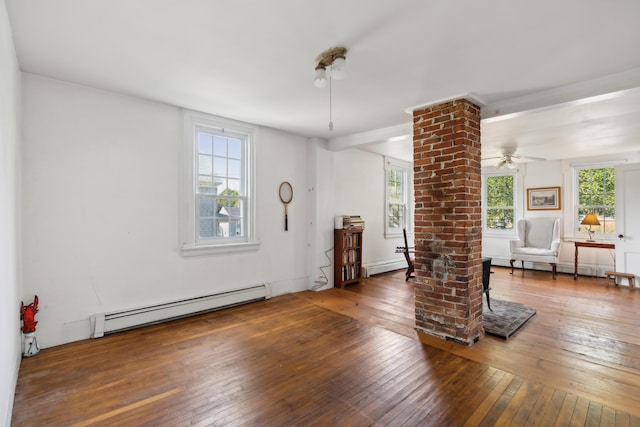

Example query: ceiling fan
[482,151,546,169]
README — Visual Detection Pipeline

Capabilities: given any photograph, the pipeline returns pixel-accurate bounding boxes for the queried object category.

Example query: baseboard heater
[90,283,271,338]
[362,259,407,278]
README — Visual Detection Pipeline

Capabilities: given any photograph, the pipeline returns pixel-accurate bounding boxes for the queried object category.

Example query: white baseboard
[486,257,613,277]
[4,342,20,427]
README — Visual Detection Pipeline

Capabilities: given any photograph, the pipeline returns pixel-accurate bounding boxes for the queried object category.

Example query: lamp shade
[581,213,600,226]
[330,57,346,80]
[314,67,327,88]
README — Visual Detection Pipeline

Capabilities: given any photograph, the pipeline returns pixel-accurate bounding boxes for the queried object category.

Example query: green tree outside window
[486,175,514,230]
[577,167,615,235]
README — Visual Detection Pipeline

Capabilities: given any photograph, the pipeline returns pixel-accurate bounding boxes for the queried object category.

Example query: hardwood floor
[12,267,640,426]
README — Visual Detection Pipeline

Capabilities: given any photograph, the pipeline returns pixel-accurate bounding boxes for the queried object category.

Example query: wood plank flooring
[12,267,640,426]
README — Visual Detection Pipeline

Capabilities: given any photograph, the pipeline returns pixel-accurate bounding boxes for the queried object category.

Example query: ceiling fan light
[496,159,506,169]
[330,56,346,80]
[505,159,518,169]
[313,66,327,88]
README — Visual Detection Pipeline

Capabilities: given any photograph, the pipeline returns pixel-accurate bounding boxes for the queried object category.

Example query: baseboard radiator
[362,259,407,278]
[91,283,271,338]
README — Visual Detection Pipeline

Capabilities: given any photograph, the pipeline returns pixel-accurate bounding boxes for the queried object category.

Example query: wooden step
[605,271,635,288]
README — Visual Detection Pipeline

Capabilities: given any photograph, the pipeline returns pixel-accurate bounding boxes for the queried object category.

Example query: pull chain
[329,66,334,131]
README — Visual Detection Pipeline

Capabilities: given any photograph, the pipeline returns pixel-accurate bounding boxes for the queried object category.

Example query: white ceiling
[6,0,640,164]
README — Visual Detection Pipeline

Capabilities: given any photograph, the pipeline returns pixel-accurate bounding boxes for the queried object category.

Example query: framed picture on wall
[527,186,561,210]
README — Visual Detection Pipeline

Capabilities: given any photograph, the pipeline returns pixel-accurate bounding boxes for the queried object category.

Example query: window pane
[198,133,213,155]
[387,170,402,203]
[198,197,215,217]
[215,219,243,238]
[227,178,240,193]
[228,159,241,179]
[215,178,227,195]
[228,220,242,236]
[228,138,241,159]
[486,208,514,229]
[198,154,213,175]
[388,203,404,229]
[198,218,215,238]
[578,186,591,205]
[213,156,227,177]
[213,136,227,157]
[198,175,214,194]
[215,198,244,237]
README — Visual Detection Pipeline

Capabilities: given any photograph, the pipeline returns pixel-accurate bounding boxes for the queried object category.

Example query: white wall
[483,160,591,272]
[483,157,640,276]
[307,138,336,289]
[307,145,410,286]
[21,75,310,348]
[332,148,408,272]
[0,0,21,424]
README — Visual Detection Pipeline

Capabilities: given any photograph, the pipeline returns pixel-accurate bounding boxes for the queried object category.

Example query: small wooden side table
[574,241,615,280]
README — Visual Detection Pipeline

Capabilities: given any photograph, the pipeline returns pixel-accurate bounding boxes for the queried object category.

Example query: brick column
[413,98,484,346]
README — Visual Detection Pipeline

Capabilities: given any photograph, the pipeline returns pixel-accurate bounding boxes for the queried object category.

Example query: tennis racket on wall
[279,182,293,231]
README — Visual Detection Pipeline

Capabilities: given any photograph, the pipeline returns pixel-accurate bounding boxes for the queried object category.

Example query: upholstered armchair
[510,218,561,279]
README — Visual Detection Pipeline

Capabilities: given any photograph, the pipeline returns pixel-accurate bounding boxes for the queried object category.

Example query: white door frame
[615,163,640,286]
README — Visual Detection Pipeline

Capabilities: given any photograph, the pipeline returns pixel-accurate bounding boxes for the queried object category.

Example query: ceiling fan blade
[482,152,546,165]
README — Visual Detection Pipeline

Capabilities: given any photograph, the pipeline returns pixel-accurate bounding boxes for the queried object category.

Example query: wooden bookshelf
[334,228,363,289]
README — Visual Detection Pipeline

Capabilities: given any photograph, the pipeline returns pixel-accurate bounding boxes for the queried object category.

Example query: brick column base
[412,98,484,346]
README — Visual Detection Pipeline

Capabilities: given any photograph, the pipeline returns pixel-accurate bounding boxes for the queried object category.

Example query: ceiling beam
[327,123,412,152]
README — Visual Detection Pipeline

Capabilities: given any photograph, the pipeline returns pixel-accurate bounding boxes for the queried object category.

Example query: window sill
[385,230,406,239]
[181,241,261,257]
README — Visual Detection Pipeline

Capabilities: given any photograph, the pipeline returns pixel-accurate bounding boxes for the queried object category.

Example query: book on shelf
[342,233,361,248]
[341,264,360,281]
[342,215,365,230]
[341,248,360,264]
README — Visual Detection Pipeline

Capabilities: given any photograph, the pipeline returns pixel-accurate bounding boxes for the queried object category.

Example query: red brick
[413,98,483,347]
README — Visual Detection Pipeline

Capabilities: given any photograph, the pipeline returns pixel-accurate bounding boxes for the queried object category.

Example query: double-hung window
[197,129,244,239]
[182,110,258,255]
[483,173,515,231]
[385,158,411,236]
[575,166,615,238]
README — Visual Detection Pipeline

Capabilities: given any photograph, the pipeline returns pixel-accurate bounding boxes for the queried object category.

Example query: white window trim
[180,110,260,256]
[384,156,412,238]
[568,161,620,241]
[481,166,522,238]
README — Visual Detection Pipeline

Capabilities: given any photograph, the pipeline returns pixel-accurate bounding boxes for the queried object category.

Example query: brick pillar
[413,98,484,346]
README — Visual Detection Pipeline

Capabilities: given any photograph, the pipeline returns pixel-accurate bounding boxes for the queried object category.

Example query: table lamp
[581,213,600,242]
